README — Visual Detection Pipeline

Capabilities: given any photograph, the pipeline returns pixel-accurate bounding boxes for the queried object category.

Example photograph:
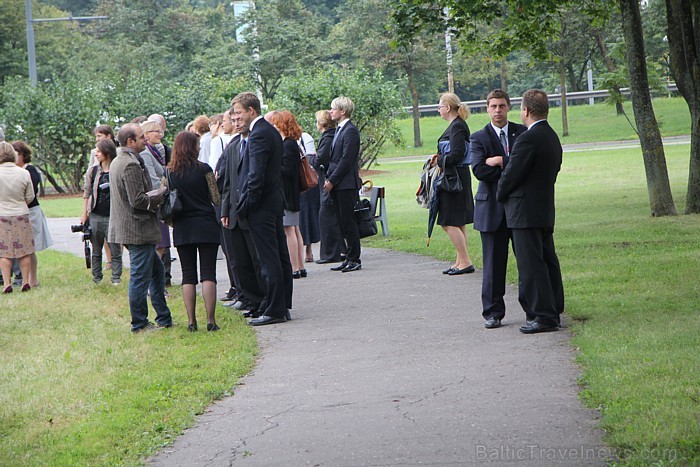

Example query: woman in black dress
[167,131,221,331]
[434,92,475,276]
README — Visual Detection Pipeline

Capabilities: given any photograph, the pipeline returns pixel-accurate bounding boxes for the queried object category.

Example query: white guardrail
[404,84,679,114]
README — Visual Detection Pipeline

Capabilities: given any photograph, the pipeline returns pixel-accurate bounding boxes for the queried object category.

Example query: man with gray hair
[325,96,362,273]
[109,123,172,333]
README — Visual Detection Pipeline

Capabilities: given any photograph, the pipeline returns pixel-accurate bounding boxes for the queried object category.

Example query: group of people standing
[432,88,565,334]
[76,93,362,332]
[0,137,53,293]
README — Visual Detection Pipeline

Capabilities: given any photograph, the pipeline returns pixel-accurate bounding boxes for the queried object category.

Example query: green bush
[272,67,404,167]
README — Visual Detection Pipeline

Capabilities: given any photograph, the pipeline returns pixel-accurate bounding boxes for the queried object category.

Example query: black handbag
[160,170,182,222]
[436,168,462,193]
[354,198,377,238]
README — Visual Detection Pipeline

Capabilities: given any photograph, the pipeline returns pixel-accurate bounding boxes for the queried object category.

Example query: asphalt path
[47,216,608,466]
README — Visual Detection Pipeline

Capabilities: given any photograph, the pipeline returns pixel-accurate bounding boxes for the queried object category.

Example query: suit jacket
[470,121,527,232]
[108,147,162,245]
[327,120,361,191]
[220,134,246,229]
[236,118,284,220]
[281,137,301,211]
[496,120,562,229]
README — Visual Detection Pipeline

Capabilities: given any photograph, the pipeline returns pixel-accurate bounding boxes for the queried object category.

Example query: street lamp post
[24,0,108,86]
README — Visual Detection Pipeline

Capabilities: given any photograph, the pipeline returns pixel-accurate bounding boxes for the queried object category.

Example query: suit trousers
[215,205,238,290]
[247,211,293,318]
[330,188,361,262]
[511,227,564,325]
[223,224,265,306]
[319,203,346,261]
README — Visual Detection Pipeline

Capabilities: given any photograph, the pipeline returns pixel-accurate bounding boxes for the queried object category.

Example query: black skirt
[437,165,474,227]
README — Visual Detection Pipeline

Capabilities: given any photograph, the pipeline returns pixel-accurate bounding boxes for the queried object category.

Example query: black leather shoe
[342,261,362,273]
[316,258,342,264]
[447,265,476,275]
[519,321,559,334]
[249,315,286,326]
[285,310,292,321]
[442,267,455,274]
[484,318,502,329]
[330,261,348,271]
[292,271,302,279]
[207,323,220,331]
[243,310,262,319]
[300,269,307,278]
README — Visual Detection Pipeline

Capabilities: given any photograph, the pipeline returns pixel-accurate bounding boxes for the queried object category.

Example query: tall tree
[620,0,676,215]
[665,0,700,213]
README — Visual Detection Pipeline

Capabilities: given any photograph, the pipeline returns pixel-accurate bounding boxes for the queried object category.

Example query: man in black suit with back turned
[470,89,529,329]
[497,89,564,334]
[325,96,362,273]
[230,92,293,326]
[220,113,266,316]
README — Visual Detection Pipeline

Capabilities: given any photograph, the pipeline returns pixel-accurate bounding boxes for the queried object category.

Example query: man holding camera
[109,123,172,333]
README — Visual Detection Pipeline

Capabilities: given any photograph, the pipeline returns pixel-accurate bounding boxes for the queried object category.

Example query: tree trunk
[500,60,508,91]
[620,0,677,216]
[407,70,422,148]
[666,0,700,214]
[594,29,625,115]
[39,165,65,194]
[559,62,569,137]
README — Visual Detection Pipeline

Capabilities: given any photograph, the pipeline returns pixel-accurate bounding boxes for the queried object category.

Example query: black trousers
[223,224,264,306]
[480,224,529,320]
[511,227,564,325]
[330,188,361,263]
[319,203,346,261]
[247,211,293,318]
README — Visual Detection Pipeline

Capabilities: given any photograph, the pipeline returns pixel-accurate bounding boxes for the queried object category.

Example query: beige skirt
[0,215,36,258]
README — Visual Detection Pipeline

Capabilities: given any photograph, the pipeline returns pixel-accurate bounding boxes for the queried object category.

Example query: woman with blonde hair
[434,92,475,276]
[0,142,35,293]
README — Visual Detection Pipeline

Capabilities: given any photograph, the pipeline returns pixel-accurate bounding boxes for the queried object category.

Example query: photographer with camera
[81,139,122,285]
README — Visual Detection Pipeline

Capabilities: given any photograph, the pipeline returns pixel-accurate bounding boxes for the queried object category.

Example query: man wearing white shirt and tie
[469,89,528,329]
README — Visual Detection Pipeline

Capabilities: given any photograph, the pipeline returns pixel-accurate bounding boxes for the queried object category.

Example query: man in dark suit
[220,112,266,315]
[230,92,293,326]
[325,96,362,273]
[471,89,528,329]
[496,89,565,334]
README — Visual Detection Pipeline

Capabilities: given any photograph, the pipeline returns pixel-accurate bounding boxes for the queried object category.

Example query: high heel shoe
[2,285,12,294]
[300,269,307,278]
[21,284,31,292]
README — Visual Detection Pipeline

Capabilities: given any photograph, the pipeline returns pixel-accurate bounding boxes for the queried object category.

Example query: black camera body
[70,223,92,269]
[71,223,91,241]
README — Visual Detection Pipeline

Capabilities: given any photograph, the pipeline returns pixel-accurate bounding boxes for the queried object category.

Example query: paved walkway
[49,218,607,466]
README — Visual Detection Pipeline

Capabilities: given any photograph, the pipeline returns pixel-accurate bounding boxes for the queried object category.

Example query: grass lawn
[0,251,257,465]
[361,142,699,464]
[384,96,692,158]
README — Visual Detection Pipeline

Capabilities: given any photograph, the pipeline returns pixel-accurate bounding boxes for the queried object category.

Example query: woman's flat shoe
[187,323,198,332]
[21,284,31,292]
[2,285,12,294]
[207,323,220,331]
[300,269,307,278]
[442,267,456,274]
[448,265,476,275]
[305,257,314,263]
[292,271,301,279]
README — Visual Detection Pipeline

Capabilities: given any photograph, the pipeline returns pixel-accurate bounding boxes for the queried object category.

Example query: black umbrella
[427,173,440,247]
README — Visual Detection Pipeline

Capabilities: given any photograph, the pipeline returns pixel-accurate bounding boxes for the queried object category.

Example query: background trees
[0,0,696,207]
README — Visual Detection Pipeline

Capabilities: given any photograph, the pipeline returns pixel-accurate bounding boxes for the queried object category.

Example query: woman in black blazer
[265,110,306,278]
[167,131,221,331]
[434,92,475,276]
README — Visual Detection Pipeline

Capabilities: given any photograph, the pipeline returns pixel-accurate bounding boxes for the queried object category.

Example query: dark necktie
[240,138,247,157]
[331,125,341,149]
[499,129,508,156]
